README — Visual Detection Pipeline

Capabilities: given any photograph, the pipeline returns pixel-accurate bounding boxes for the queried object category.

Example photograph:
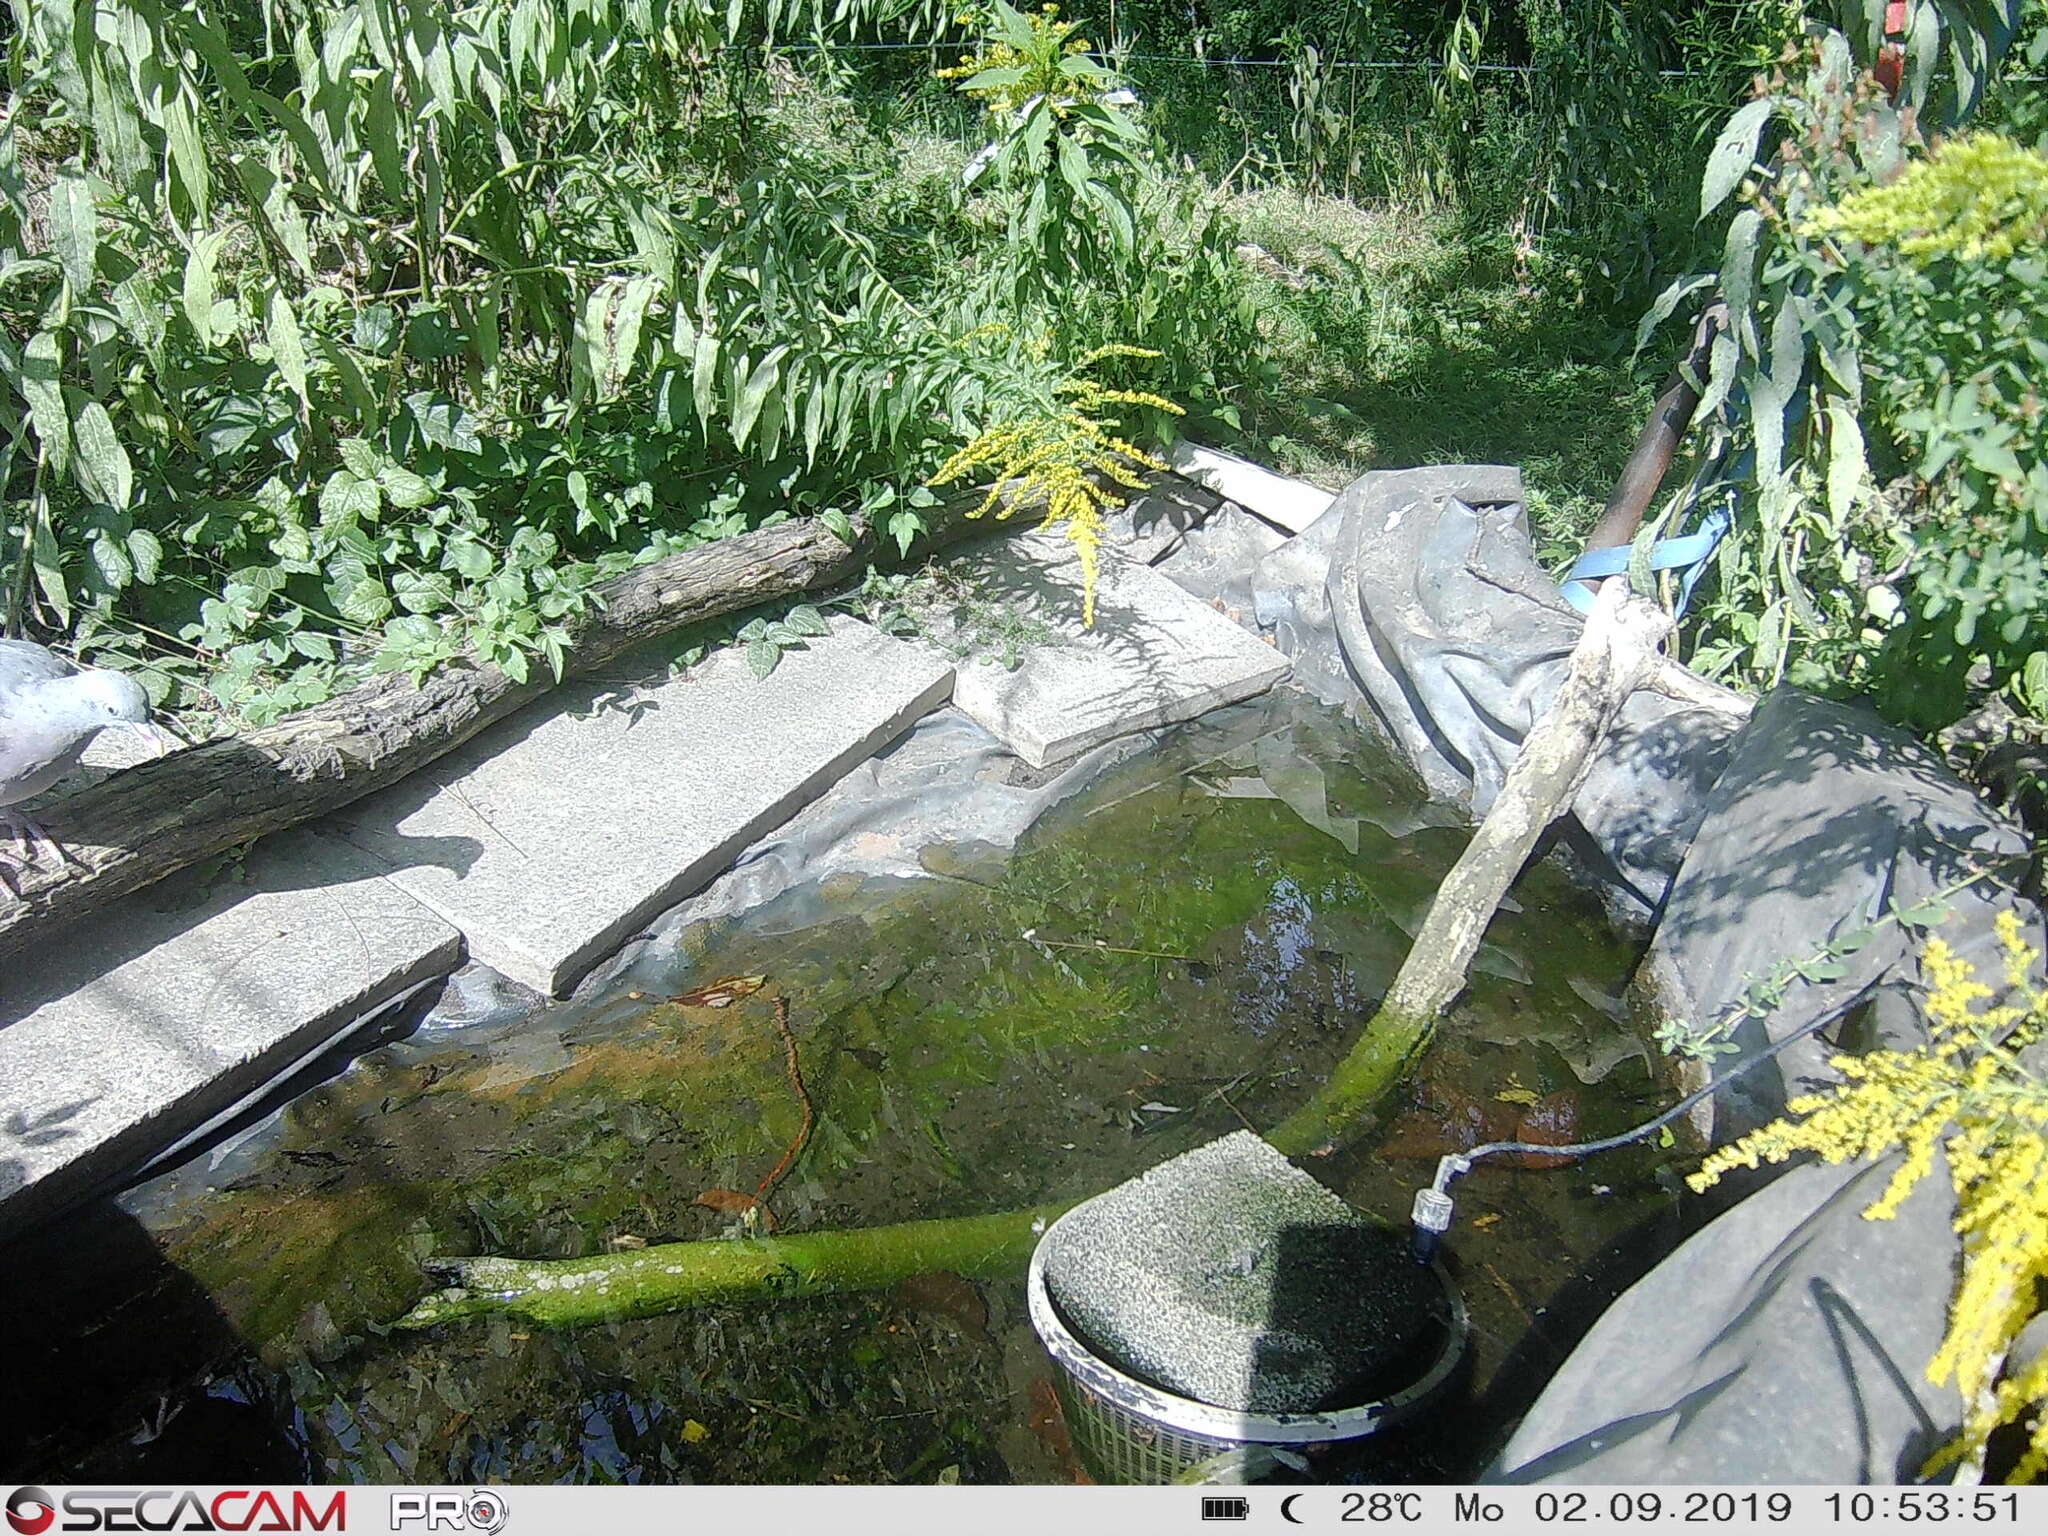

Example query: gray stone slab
[1165,440,1335,534]
[1103,478,1222,565]
[923,530,1291,768]
[0,830,460,1240]
[330,617,953,995]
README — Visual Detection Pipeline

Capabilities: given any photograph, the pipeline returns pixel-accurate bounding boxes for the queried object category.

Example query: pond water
[2,694,1701,1484]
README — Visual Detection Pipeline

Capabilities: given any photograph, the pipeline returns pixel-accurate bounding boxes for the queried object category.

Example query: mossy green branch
[1272,584,1671,1157]
[1264,1007,1434,1159]
[396,1201,1076,1331]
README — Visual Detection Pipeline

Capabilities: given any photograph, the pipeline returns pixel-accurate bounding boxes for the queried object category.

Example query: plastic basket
[1024,1206,1468,1485]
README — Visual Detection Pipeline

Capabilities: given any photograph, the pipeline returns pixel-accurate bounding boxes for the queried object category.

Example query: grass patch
[1222,185,1656,559]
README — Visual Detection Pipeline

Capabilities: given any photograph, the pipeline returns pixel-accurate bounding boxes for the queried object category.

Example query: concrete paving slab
[0,830,460,1240]
[330,617,953,995]
[922,530,1290,768]
[1104,478,1221,565]
[1165,440,1335,534]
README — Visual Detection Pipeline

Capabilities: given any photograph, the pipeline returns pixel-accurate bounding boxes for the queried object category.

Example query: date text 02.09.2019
[1515,1491,2023,1524]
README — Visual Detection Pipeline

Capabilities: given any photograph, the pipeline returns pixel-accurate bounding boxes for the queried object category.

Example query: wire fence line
[769,39,1718,77]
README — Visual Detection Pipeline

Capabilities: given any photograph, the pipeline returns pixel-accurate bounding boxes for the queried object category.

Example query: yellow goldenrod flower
[1690,909,2048,1481]
[1804,132,2048,263]
[937,2,1118,118]
[926,343,1184,627]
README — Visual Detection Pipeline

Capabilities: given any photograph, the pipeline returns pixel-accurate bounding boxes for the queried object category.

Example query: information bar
[8,1484,2043,1536]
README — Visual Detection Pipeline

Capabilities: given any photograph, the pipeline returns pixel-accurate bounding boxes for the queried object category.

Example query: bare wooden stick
[1266,581,1673,1157]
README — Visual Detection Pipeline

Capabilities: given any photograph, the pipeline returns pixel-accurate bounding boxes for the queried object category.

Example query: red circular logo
[5,1489,55,1536]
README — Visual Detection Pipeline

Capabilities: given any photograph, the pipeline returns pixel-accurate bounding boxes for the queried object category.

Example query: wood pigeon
[0,638,161,898]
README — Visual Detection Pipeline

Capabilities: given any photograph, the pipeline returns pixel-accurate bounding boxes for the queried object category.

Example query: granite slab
[923,530,1291,768]
[330,617,953,994]
[0,830,460,1240]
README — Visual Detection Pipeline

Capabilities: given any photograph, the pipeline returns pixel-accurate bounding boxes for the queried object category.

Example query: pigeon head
[62,667,153,728]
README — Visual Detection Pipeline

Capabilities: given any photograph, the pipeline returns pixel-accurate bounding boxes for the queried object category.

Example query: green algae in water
[5,695,1685,1485]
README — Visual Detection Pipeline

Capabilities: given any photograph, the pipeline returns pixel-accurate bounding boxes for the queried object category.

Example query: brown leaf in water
[893,1271,989,1341]
[1377,1077,1580,1169]
[1026,1376,1095,1485]
[1378,1079,1496,1160]
[669,974,768,1008]
[1509,1091,1578,1169]
[693,1188,779,1232]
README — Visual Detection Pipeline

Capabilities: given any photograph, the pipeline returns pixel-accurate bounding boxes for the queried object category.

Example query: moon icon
[1281,1493,1305,1524]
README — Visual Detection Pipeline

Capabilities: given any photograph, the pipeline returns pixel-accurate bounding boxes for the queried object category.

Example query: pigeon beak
[130,722,178,760]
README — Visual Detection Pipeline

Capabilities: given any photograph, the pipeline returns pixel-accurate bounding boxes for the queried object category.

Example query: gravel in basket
[1040,1131,1442,1413]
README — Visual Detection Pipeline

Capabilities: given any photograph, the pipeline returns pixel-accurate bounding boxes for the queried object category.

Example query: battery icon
[1200,1496,1250,1521]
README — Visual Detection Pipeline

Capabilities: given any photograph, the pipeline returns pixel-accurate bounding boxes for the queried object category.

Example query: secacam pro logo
[4,1491,344,1533]
[388,1492,505,1534]
[6,1489,55,1536]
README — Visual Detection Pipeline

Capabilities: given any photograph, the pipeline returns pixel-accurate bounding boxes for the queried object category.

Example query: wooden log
[1265,581,1673,1157]
[0,501,1023,963]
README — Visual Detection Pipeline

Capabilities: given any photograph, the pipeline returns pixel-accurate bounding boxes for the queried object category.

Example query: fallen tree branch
[0,500,1033,963]
[395,1200,1075,1330]
[1265,581,1673,1157]
[756,995,815,1210]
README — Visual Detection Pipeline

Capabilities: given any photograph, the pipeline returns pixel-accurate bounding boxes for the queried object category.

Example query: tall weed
[0,1,1241,721]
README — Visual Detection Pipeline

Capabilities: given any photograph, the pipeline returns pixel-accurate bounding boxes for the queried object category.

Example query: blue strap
[1559,499,1732,618]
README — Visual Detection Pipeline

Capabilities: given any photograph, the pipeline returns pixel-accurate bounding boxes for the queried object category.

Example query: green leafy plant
[735,603,833,679]
[1637,3,2038,730]
[0,3,997,720]
[939,1,1111,115]
[1654,886,1964,1061]
[938,0,1255,411]
[0,1,1258,723]
[943,3,1150,317]
[1812,131,2048,729]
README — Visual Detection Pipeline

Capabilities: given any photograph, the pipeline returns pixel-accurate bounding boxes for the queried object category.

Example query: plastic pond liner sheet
[2,689,1699,1484]
[1239,464,2046,1486]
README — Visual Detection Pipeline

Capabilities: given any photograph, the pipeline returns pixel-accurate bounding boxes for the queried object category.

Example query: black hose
[1408,1007,1840,1262]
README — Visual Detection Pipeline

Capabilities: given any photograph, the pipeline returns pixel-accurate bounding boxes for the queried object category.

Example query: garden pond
[2,694,1704,1484]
